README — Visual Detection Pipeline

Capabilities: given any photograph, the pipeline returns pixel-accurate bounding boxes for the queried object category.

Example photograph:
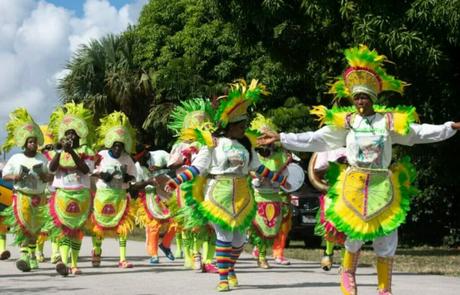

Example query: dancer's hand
[257,130,280,146]
[164,179,178,193]
[452,122,460,130]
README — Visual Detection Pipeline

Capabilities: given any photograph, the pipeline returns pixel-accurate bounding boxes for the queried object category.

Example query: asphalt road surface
[0,236,459,294]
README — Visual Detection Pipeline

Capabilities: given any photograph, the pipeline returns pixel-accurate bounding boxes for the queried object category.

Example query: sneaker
[50,254,61,264]
[56,262,69,276]
[252,247,259,259]
[202,263,218,273]
[71,267,82,275]
[159,243,175,261]
[16,255,31,272]
[216,281,230,292]
[228,275,239,288]
[320,252,333,271]
[257,258,270,269]
[118,260,133,268]
[193,253,202,271]
[0,250,11,260]
[36,252,45,263]
[91,250,101,267]
[274,256,291,265]
[29,257,39,270]
[149,256,160,265]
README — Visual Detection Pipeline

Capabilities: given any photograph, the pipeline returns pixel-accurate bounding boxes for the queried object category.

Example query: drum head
[281,163,305,193]
[154,174,173,199]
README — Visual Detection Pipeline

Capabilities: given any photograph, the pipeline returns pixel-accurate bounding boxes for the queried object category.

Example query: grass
[273,241,460,277]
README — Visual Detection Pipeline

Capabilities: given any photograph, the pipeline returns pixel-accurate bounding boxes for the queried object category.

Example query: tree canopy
[58,0,460,246]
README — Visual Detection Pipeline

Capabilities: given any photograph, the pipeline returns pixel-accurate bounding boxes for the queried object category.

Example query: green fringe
[248,229,273,248]
[182,177,256,232]
[314,206,325,237]
[325,160,418,241]
[1,204,48,245]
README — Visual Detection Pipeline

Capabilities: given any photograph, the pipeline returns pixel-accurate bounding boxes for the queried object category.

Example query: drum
[281,163,305,193]
[0,179,13,212]
[153,173,173,200]
[307,152,328,192]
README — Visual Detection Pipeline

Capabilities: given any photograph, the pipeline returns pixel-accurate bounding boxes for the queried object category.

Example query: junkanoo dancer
[248,114,295,269]
[134,150,177,264]
[35,125,60,264]
[165,80,289,291]
[44,102,96,276]
[257,45,460,295]
[1,108,50,272]
[90,111,137,269]
[167,98,217,272]
[312,148,347,271]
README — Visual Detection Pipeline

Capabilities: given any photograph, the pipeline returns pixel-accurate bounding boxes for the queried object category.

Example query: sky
[0,0,148,159]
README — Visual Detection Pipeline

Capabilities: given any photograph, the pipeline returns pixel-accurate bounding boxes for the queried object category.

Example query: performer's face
[353,93,374,115]
[64,129,80,148]
[24,137,38,153]
[111,142,125,158]
[226,120,247,139]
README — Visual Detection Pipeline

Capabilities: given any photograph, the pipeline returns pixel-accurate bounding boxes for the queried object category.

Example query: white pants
[345,230,398,257]
[212,223,246,248]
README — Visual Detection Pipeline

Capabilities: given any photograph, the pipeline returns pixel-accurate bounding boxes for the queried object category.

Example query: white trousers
[345,230,398,257]
[212,223,246,248]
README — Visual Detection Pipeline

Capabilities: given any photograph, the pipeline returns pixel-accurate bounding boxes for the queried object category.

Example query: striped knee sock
[216,240,232,282]
[228,245,244,277]
[119,237,127,262]
[70,239,82,268]
[59,238,70,265]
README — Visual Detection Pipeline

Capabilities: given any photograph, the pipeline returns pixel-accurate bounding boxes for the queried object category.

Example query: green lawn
[274,241,460,277]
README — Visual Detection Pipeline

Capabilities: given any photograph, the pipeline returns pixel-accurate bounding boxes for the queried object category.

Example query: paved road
[0,236,459,294]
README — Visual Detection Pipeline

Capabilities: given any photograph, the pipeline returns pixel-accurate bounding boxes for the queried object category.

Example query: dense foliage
[59,0,460,246]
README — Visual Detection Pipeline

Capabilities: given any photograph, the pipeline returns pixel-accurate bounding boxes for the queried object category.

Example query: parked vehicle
[288,181,322,248]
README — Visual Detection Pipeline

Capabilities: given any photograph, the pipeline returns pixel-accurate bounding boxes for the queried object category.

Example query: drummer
[248,114,303,268]
[133,149,176,264]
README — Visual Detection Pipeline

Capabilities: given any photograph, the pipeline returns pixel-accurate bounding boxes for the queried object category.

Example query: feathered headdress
[329,45,407,102]
[250,113,278,134]
[48,102,95,146]
[39,125,54,147]
[168,98,215,136]
[97,111,136,154]
[2,108,44,152]
[215,79,269,127]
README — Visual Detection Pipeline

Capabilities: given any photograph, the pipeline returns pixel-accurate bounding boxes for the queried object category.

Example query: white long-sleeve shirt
[280,113,456,169]
[191,137,261,175]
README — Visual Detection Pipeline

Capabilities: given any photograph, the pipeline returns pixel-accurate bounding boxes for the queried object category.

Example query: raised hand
[451,122,460,130]
[257,130,280,146]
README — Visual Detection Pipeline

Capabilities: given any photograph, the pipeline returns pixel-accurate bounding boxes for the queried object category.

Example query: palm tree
[58,33,152,134]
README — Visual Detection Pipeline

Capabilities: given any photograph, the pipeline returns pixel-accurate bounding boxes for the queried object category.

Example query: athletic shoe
[274,256,291,265]
[149,256,160,264]
[216,281,230,292]
[202,263,218,273]
[0,250,11,260]
[16,255,31,272]
[228,275,239,288]
[159,243,175,261]
[118,260,133,268]
[55,262,69,276]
